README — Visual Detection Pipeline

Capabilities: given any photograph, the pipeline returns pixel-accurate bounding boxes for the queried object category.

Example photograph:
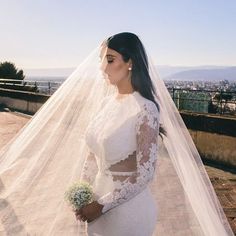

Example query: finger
[75,211,81,217]
[74,209,82,217]
[75,210,82,216]
[76,214,84,221]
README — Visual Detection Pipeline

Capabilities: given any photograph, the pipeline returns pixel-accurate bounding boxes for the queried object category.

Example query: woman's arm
[97,102,160,213]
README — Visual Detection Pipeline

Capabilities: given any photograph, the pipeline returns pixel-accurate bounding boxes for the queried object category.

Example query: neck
[116,79,134,94]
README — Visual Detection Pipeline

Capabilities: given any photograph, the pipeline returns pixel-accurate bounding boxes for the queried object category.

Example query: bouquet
[64,181,93,210]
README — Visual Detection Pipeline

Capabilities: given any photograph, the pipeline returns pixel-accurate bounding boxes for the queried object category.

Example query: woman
[76,33,160,235]
[0,32,233,235]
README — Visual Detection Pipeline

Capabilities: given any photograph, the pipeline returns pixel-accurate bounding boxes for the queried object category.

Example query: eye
[106,55,115,64]
[107,59,114,64]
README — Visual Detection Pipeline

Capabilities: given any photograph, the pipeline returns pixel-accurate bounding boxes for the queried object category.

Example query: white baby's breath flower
[64,181,93,210]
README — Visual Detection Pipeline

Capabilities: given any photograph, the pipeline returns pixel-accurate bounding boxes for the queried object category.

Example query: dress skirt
[87,187,157,236]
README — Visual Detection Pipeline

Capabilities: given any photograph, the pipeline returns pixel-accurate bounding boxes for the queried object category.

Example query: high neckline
[114,91,138,101]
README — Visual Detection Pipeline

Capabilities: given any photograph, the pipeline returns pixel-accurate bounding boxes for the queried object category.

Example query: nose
[104,65,109,75]
[99,61,109,80]
[100,63,109,77]
[100,59,108,72]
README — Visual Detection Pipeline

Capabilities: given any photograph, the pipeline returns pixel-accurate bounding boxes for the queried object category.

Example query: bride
[76,33,161,235]
[0,32,234,236]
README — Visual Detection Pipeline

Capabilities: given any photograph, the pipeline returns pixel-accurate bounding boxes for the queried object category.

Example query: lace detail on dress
[80,151,98,185]
[97,102,159,213]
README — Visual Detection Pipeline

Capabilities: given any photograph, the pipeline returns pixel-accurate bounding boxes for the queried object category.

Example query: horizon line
[22,64,236,70]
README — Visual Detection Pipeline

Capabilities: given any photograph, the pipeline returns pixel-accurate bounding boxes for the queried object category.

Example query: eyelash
[107,59,114,64]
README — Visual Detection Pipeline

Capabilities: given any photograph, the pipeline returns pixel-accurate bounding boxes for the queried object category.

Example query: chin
[108,79,116,85]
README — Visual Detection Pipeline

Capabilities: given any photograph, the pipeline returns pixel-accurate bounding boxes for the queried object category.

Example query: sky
[0,0,235,69]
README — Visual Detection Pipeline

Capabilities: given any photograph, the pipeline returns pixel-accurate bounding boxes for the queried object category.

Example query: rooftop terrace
[0,109,235,234]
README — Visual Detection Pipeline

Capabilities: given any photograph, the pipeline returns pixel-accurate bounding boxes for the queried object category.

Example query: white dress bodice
[85,91,147,169]
[81,91,160,214]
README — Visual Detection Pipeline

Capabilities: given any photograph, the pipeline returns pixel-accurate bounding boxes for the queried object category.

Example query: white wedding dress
[81,91,159,236]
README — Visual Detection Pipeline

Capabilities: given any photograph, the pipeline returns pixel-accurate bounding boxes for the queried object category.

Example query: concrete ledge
[0,88,49,115]
[181,111,236,137]
[181,111,236,168]
[189,129,236,168]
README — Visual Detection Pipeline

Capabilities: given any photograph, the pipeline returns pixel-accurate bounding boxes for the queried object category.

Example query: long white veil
[0,34,234,235]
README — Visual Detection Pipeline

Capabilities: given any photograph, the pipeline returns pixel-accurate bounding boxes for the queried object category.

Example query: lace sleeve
[80,151,98,185]
[97,102,159,213]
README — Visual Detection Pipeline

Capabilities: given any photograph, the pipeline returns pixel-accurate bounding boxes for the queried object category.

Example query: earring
[128,67,132,71]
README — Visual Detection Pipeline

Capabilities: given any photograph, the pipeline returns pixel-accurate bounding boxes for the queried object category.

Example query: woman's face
[101,48,132,85]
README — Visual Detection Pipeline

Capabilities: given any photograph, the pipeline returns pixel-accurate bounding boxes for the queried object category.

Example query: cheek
[112,63,128,78]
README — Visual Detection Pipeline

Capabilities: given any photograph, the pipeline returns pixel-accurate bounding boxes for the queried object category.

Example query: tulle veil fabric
[0,38,234,235]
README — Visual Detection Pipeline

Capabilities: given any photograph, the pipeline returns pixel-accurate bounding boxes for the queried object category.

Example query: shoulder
[135,99,160,129]
[140,99,159,118]
[134,92,159,114]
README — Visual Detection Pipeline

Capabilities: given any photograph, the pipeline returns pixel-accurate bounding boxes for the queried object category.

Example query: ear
[128,59,132,68]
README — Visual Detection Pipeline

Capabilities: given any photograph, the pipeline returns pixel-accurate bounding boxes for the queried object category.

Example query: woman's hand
[74,201,104,223]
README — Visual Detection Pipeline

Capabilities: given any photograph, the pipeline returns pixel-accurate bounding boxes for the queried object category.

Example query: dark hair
[105,32,165,136]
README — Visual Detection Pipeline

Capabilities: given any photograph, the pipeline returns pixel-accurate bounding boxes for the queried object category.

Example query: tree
[212,92,233,114]
[0,61,25,80]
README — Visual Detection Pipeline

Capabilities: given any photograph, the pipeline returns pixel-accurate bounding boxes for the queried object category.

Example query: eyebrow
[106,54,116,58]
